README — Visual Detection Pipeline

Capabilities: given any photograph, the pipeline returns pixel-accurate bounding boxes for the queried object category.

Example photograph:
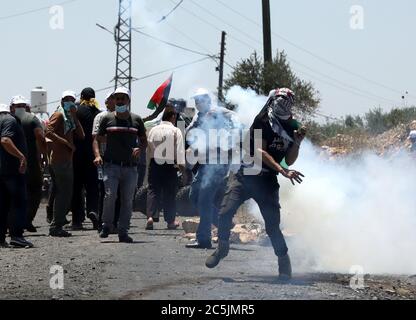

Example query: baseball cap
[192,88,210,99]
[0,104,9,112]
[81,87,96,100]
[10,95,28,106]
[61,90,77,100]
[114,87,131,99]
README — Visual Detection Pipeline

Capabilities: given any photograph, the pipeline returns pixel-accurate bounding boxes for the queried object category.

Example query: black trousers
[0,174,27,240]
[26,164,42,224]
[218,172,288,257]
[71,160,99,224]
[146,160,178,224]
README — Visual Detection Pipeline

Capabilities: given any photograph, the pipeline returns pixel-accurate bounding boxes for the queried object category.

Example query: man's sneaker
[205,240,229,268]
[49,228,72,238]
[99,226,110,239]
[25,223,37,233]
[186,240,212,249]
[278,254,292,281]
[119,234,133,243]
[10,237,34,248]
[87,212,100,230]
[0,240,9,248]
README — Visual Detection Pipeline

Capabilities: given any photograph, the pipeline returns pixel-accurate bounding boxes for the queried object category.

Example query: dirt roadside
[0,205,415,300]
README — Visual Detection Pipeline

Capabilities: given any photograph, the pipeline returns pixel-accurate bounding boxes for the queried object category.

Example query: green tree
[224,51,320,117]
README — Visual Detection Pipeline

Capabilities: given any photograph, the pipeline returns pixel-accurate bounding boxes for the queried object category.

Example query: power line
[164,21,236,70]
[288,57,398,105]
[214,0,415,101]
[97,23,216,59]
[168,0,257,51]
[185,0,400,106]
[135,0,184,29]
[131,28,216,58]
[0,0,79,21]
[45,56,212,107]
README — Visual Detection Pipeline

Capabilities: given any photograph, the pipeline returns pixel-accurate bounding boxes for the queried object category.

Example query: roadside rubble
[321,120,416,157]
[182,218,265,244]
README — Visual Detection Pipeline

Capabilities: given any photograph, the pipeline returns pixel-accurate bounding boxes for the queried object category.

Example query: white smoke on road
[226,85,416,275]
[279,142,416,275]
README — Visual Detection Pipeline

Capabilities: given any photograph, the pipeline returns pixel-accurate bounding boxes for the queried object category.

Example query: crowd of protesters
[0,85,309,280]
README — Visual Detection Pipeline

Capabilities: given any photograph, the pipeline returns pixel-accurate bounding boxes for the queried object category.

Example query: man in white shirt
[146,106,185,230]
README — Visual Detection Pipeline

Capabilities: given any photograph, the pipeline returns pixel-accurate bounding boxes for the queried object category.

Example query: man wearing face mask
[71,88,101,230]
[10,96,47,233]
[185,88,239,250]
[46,91,85,237]
[93,87,147,243]
[205,88,305,281]
[92,91,120,230]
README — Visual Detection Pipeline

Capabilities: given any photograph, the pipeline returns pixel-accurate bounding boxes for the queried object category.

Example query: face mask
[270,97,293,120]
[116,105,128,113]
[63,102,76,112]
[14,107,26,119]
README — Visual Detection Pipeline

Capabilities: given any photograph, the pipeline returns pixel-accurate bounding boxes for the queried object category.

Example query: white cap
[0,104,9,112]
[10,95,28,106]
[61,90,77,99]
[192,88,210,99]
[409,130,416,139]
[114,87,131,99]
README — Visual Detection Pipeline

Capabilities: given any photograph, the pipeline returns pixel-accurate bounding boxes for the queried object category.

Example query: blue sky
[1,0,415,120]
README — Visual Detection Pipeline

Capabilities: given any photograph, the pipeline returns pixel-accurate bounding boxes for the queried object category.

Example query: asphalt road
[0,205,415,300]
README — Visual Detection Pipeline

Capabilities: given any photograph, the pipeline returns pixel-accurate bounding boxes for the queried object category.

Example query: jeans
[0,174,27,240]
[146,160,178,224]
[218,172,288,257]
[50,162,73,229]
[189,164,228,243]
[102,163,138,235]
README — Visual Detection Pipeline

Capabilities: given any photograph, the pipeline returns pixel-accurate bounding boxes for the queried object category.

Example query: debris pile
[181,219,265,244]
[321,121,416,156]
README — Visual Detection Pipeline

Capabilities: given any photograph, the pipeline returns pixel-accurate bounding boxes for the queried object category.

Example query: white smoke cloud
[279,142,416,275]
[227,85,416,275]
[225,86,267,127]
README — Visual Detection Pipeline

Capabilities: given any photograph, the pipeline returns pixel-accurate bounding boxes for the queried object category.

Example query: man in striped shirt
[93,87,147,243]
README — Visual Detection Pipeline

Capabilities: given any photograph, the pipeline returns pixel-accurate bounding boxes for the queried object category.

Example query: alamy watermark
[50,265,65,290]
[349,265,365,290]
[350,5,364,30]
[152,122,264,175]
[49,5,64,30]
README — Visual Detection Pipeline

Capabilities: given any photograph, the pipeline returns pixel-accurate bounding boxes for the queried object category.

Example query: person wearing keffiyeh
[45,90,84,237]
[205,88,306,282]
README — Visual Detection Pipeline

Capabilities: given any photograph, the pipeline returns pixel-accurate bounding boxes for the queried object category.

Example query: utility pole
[217,31,227,102]
[114,0,132,95]
[262,0,272,64]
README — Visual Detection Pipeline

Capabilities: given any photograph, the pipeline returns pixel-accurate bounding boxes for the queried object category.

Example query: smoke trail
[226,85,416,275]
